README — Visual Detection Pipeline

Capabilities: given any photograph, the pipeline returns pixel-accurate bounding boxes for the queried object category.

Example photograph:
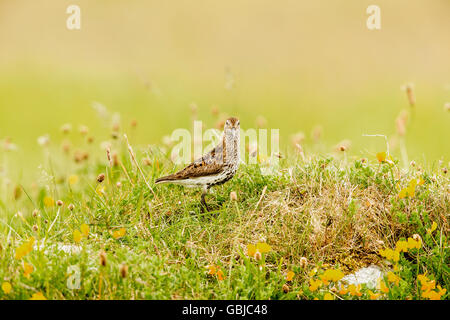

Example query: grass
[1,0,449,301]
[0,125,448,300]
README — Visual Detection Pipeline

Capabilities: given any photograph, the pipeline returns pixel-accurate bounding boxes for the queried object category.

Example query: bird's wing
[156,142,225,183]
[174,143,225,178]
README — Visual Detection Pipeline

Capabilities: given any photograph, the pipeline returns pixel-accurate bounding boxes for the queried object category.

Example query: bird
[155,117,240,211]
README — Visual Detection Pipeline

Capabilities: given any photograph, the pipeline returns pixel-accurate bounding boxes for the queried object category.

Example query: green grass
[0,131,448,300]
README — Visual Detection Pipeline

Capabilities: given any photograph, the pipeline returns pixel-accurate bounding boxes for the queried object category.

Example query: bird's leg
[200,187,210,212]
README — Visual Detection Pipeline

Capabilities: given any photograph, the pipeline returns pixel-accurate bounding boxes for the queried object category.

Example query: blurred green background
[0,0,449,181]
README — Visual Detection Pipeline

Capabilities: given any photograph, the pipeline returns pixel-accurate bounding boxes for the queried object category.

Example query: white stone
[340,265,385,289]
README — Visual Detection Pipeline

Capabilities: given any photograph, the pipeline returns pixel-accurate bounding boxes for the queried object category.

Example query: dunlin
[156,117,240,211]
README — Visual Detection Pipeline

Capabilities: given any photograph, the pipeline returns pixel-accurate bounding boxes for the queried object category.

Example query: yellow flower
[112,228,126,239]
[29,292,47,300]
[23,262,34,279]
[422,290,442,300]
[43,196,55,207]
[378,279,389,294]
[80,223,90,237]
[206,264,224,280]
[286,270,295,282]
[207,265,217,275]
[348,284,362,297]
[321,269,345,282]
[376,152,386,163]
[395,240,408,253]
[68,174,79,186]
[338,286,348,295]
[73,229,82,243]
[323,292,334,300]
[379,248,400,262]
[247,244,256,257]
[398,188,408,199]
[387,272,400,286]
[256,242,271,254]
[391,250,400,262]
[427,221,437,234]
[421,284,445,300]
[309,279,322,292]
[417,274,429,283]
[407,179,417,197]
[319,275,329,285]
[368,290,381,300]
[14,237,35,260]
[308,267,318,277]
[1,282,12,294]
[437,285,446,296]
[418,177,425,185]
[407,237,421,250]
[216,269,225,281]
[421,279,436,292]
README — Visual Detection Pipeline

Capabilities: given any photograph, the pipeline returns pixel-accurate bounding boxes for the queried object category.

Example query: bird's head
[224,117,240,137]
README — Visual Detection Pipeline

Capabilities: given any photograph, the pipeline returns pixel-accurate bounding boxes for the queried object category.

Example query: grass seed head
[13,185,22,200]
[396,110,409,136]
[99,251,107,267]
[56,200,64,207]
[291,132,305,146]
[255,250,262,261]
[189,102,198,115]
[311,125,323,142]
[106,148,112,166]
[37,135,50,147]
[402,83,416,106]
[256,115,267,128]
[120,263,128,278]
[336,140,351,152]
[230,191,237,201]
[215,119,225,129]
[79,125,89,135]
[60,123,72,134]
[97,173,105,183]
[68,204,75,211]
[62,142,71,154]
[300,257,308,269]
[112,152,119,167]
[211,105,219,116]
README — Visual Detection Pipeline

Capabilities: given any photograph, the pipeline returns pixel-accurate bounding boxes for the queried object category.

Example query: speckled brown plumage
[155,117,240,211]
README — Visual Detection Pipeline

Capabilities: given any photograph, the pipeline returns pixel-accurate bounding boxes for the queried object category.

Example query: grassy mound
[0,138,448,300]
